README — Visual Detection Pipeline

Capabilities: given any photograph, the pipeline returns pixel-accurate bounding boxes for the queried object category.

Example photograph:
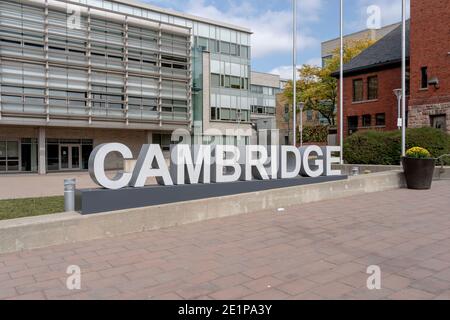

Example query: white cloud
[270,57,322,80]
[269,65,300,80]
[184,0,323,58]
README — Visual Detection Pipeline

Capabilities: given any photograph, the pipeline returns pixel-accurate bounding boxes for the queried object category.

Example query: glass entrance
[0,140,20,172]
[59,145,81,171]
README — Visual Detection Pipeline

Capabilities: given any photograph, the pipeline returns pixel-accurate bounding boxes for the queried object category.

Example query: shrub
[300,125,329,143]
[406,147,431,159]
[344,127,450,165]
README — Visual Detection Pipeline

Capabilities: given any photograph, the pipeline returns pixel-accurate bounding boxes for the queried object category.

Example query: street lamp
[393,89,402,130]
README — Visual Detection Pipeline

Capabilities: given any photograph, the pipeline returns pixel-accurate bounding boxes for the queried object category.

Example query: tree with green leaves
[283,38,375,127]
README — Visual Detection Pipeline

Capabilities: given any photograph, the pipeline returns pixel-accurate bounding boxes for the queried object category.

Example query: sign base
[76,176,348,215]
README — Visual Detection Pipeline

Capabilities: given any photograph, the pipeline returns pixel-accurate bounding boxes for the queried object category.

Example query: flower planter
[402,157,436,190]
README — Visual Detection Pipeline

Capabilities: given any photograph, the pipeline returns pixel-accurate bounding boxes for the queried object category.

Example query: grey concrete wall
[251,71,280,88]
[0,171,405,254]
[334,164,450,180]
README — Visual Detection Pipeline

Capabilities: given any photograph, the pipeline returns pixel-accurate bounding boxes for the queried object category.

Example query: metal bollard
[64,179,76,212]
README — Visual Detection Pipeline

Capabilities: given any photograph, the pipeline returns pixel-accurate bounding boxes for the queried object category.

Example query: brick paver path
[1,181,450,300]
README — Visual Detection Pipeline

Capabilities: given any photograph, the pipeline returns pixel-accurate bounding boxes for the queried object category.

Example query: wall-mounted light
[428,77,440,89]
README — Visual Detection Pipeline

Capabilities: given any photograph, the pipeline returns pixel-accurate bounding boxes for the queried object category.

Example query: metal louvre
[0,0,192,127]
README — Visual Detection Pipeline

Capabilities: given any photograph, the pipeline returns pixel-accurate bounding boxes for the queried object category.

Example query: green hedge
[344,127,450,165]
[300,125,329,143]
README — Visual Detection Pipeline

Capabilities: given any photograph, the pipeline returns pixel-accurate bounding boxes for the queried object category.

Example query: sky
[141,0,408,79]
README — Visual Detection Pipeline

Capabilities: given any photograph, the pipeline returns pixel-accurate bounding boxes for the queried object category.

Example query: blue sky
[141,0,407,78]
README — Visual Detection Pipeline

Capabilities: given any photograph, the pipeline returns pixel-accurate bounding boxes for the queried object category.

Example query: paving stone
[0,181,449,300]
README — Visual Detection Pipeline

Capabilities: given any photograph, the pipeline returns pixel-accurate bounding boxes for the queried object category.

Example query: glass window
[353,79,364,102]
[376,113,386,126]
[221,42,230,55]
[0,142,6,161]
[230,76,241,89]
[221,108,230,120]
[224,75,231,88]
[197,37,208,49]
[209,39,218,53]
[211,74,220,87]
[367,76,378,100]
[230,43,237,56]
[362,114,371,127]
[421,67,428,89]
[240,46,249,59]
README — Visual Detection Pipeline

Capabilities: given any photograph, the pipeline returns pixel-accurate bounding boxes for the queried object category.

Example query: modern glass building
[0,0,276,174]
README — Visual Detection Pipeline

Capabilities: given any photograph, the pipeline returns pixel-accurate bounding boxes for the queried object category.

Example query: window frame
[362,114,372,127]
[421,66,428,89]
[367,76,378,100]
[375,113,386,126]
[352,78,364,102]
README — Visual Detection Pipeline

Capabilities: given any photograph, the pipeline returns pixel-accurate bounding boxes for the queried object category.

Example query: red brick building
[334,22,410,138]
[408,0,450,131]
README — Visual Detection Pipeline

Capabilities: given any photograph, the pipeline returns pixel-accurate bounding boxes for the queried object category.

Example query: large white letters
[89,143,343,189]
[170,145,211,184]
[279,146,301,179]
[326,146,342,176]
[212,145,241,183]
[245,145,269,181]
[130,144,173,187]
[301,146,324,178]
[89,143,133,190]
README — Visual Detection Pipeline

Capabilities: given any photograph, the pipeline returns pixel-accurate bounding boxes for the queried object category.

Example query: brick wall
[410,0,450,106]
[409,0,450,131]
[337,67,408,139]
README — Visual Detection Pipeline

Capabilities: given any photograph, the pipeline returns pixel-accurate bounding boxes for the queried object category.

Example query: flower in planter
[403,147,436,190]
[406,147,432,159]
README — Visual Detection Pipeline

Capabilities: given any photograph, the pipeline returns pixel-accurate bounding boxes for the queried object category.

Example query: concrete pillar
[38,127,46,175]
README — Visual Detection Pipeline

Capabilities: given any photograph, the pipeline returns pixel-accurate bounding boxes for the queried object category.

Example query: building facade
[0,0,256,174]
[334,23,410,139]
[249,71,280,138]
[321,22,401,67]
[408,0,450,132]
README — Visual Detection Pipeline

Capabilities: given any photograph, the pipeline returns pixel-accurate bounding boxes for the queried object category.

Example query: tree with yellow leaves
[283,38,375,127]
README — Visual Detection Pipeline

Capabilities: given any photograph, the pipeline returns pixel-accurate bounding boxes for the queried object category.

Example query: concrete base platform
[0,171,406,254]
[76,176,348,214]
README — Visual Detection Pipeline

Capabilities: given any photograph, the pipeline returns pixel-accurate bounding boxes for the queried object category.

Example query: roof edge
[104,0,252,33]
[331,58,410,78]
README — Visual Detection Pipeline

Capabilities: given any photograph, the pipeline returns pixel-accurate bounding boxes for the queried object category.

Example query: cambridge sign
[88,143,343,190]
[76,143,346,214]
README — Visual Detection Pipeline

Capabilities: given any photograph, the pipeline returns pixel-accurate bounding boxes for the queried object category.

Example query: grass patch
[0,196,64,221]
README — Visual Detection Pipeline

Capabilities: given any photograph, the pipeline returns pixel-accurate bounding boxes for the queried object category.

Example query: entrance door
[60,145,81,170]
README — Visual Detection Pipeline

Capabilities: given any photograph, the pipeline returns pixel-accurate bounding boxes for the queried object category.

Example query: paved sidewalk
[1,181,450,300]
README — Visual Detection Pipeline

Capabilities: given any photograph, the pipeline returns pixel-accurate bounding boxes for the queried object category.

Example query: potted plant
[402,147,436,190]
